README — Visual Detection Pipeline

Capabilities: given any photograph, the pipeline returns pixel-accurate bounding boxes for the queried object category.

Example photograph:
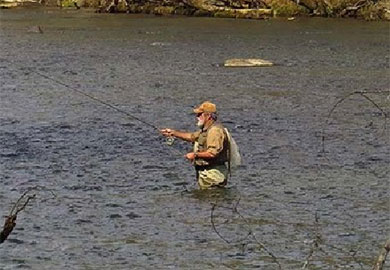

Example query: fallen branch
[340,0,372,17]
[0,190,36,244]
[372,239,390,270]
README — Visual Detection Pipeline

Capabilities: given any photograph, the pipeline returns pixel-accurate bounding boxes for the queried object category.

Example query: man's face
[196,112,206,128]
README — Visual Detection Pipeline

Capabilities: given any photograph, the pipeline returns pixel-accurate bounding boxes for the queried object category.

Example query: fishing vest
[194,122,229,168]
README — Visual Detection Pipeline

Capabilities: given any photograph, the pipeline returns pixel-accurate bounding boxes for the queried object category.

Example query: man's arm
[160,128,195,142]
[185,151,215,161]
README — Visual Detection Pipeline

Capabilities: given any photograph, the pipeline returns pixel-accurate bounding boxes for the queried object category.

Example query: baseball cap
[193,101,217,114]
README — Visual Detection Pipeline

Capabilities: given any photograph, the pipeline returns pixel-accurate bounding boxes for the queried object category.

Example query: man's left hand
[185,152,196,161]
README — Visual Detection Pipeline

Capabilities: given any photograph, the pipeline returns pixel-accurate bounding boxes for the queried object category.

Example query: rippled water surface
[0,8,389,269]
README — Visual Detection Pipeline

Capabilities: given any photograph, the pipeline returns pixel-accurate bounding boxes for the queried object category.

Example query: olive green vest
[194,122,229,167]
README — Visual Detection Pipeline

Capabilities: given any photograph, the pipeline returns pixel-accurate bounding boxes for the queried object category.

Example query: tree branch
[372,239,390,270]
[0,191,36,244]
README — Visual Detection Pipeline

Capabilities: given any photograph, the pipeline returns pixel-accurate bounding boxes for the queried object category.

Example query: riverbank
[1,0,390,20]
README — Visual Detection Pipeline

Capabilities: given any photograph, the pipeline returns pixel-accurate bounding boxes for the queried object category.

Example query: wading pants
[196,165,228,189]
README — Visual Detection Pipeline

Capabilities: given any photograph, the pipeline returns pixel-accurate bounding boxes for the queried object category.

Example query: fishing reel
[166,136,175,146]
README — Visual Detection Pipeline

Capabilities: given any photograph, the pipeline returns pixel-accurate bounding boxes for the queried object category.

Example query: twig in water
[211,198,282,270]
[350,244,365,270]
[210,202,251,244]
[321,90,389,153]
[302,212,322,269]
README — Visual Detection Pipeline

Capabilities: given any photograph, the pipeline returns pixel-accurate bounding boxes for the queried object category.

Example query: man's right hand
[160,128,175,137]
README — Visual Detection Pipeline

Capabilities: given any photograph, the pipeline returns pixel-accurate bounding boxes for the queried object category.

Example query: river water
[0,8,389,269]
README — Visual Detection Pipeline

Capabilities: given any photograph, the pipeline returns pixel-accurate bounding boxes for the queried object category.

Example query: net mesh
[225,128,242,168]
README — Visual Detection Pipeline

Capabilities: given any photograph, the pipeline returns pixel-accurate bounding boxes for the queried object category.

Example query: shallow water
[0,8,389,269]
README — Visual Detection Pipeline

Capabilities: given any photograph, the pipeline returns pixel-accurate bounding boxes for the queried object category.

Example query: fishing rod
[8,62,181,154]
[31,68,160,131]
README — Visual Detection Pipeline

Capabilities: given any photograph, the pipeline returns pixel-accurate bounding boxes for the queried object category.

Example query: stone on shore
[224,58,273,67]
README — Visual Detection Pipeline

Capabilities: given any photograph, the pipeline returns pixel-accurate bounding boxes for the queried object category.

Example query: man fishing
[160,101,230,189]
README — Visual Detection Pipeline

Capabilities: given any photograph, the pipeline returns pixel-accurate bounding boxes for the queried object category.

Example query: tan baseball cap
[193,101,217,114]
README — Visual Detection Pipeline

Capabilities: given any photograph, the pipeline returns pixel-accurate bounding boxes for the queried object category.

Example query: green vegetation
[269,0,305,17]
[2,0,389,20]
[60,0,76,8]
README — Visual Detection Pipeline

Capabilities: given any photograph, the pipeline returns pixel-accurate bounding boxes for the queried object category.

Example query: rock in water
[224,58,273,67]
[27,26,43,34]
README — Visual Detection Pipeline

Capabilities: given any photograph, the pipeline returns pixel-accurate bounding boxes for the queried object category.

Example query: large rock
[224,58,274,67]
[0,0,40,8]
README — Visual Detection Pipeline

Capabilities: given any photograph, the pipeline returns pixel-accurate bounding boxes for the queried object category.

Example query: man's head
[193,101,217,128]
[193,101,217,115]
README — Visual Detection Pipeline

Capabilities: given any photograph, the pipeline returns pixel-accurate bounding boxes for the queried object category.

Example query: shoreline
[1,0,389,21]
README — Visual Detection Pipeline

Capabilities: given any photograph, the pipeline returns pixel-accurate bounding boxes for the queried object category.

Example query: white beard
[197,119,204,128]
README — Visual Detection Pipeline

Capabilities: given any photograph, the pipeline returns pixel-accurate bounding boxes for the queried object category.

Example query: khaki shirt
[190,122,228,167]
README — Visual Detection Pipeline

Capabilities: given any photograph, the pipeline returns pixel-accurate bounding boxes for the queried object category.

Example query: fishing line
[5,61,183,155]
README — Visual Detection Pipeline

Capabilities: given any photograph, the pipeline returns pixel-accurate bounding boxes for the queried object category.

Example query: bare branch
[1,191,36,244]
[9,189,33,217]
[321,90,389,153]
[372,239,390,270]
